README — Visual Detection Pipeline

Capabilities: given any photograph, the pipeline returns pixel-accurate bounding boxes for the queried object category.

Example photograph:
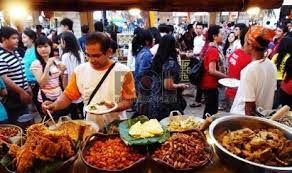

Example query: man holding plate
[42,32,136,128]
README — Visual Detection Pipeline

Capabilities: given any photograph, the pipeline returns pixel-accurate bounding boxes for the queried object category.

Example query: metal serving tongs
[199,113,213,132]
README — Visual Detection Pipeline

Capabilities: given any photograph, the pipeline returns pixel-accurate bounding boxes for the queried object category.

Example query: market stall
[0,108,291,173]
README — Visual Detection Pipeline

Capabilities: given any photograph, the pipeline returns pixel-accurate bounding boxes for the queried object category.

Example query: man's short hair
[36,25,43,30]
[158,23,169,33]
[85,32,111,54]
[60,18,73,31]
[187,24,194,31]
[196,22,204,28]
[94,21,104,32]
[81,25,89,34]
[0,26,18,42]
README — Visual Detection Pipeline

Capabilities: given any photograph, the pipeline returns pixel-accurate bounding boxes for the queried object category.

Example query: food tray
[151,129,213,172]
[0,124,23,144]
[81,133,146,173]
[209,115,292,173]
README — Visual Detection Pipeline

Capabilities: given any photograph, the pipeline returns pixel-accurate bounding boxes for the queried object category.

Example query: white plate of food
[85,101,118,115]
[160,115,204,132]
[219,78,240,88]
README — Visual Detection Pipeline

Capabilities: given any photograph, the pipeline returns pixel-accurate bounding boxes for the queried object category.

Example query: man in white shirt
[231,26,277,116]
[187,22,205,107]
[193,22,205,56]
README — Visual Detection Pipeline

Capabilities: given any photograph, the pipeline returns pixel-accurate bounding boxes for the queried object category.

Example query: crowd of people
[0,16,291,125]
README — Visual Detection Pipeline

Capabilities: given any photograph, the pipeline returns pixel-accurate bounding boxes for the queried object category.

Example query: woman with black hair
[200,25,228,118]
[22,29,40,115]
[127,27,143,71]
[61,32,85,119]
[134,29,154,116]
[22,29,37,85]
[31,36,67,118]
[271,37,292,108]
[225,28,252,111]
[223,32,236,60]
[149,35,188,120]
[149,27,162,57]
[279,57,292,107]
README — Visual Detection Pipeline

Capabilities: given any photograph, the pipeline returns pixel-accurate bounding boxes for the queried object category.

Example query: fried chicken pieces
[8,124,75,173]
[221,128,292,167]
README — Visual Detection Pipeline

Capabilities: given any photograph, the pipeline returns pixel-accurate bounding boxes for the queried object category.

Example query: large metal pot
[209,115,292,173]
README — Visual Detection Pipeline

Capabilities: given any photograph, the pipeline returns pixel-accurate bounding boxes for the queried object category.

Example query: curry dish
[220,128,292,167]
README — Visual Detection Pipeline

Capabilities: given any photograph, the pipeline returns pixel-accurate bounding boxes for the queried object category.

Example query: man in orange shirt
[42,32,136,126]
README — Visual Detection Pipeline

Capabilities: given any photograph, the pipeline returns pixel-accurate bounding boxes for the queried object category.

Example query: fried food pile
[221,128,292,167]
[153,131,211,169]
[8,124,76,173]
[0,127,19,137]
[84,137,144,170]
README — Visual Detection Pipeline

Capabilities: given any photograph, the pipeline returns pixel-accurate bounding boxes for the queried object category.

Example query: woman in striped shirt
[31,36,67,118]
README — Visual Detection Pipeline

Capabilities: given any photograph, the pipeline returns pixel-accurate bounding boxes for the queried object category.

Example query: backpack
[188,57,204,86]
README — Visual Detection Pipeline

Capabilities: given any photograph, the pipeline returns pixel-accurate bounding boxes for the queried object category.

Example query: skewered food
[129,119,163,138]
[8,124,76,173]
[152,130,212,169]
[220,128,292,167]
[83,137,143,170]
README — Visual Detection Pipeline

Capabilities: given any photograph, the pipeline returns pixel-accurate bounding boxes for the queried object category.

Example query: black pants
[279,88,292,108]
[195,87,203,103]
[273,80,282,109]
[70,102,84,120]
[3,91,28,124]
[30,83,46,118]
[202,89,218,118]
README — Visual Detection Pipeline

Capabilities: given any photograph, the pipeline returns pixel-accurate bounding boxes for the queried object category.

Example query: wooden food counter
[71,151,233,173]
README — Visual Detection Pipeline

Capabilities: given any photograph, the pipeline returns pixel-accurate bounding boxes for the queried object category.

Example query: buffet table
[71,152,233,173]
[2,112,291,173]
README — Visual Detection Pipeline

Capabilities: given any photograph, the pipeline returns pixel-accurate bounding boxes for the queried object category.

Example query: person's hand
[57,63,67,73]
[42,101,56,113]
[20,91,32,105]
[177,83,189,90]
[47,58,55,67]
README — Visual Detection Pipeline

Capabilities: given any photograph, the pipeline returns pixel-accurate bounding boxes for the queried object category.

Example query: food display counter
[0,111,291,173]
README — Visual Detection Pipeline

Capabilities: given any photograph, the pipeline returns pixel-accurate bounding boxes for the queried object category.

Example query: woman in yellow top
[271,37,292,109]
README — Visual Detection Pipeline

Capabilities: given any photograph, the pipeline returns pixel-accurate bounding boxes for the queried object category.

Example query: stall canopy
[0,0,284,12]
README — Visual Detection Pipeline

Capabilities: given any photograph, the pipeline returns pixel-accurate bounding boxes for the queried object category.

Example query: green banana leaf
[119,116,170,145]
